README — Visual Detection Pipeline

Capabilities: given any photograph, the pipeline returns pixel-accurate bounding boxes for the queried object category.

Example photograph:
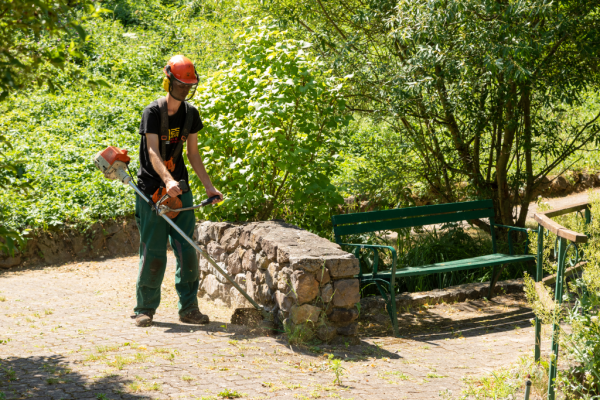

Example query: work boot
[135,313,153,327]
[179,309,210,324]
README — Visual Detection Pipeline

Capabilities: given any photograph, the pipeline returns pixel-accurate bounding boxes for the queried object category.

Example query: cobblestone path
[0,254,548,399]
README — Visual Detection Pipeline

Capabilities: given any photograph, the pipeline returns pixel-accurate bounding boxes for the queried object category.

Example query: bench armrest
[494,224,535,255]
[338,243,397,276]
[494,224,531,233]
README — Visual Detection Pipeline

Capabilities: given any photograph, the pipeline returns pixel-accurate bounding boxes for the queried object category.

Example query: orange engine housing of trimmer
[93,146,132,184]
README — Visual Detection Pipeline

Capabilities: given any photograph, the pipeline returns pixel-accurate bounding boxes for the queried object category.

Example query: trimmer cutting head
[231,308,276,332]
[94,146,131,184]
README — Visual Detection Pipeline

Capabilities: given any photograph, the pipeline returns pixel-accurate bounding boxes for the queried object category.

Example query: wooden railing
[533,202,590,400]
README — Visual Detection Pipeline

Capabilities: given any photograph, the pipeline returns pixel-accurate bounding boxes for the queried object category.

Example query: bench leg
[388,285,399,337]
[488,265,506,299]
[374,279,399,337]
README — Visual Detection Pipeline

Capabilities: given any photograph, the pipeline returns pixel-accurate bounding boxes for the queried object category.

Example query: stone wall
[0,217,139,269]
[193,220,361,342]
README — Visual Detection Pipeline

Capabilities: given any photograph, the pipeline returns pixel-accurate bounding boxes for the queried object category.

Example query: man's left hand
[206,188,223,204]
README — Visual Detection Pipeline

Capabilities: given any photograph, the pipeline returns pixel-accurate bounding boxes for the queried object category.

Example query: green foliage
[0,86,154,231]
[459,356,549,400]
[0,0,104,99]
[284,320,314,345]
[218,388,243,399]
[0,0,110,252]
[267,0,600,228]
[193,19,350,229]
[328,354,346,386]
[335,118,416,209]
[0,0,265,235]
[524,194,600,398]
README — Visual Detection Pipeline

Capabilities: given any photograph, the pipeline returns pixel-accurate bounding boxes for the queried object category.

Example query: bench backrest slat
[332,200,495,242]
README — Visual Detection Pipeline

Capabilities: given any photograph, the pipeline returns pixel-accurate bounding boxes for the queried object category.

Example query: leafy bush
[335,117,417,209]
[0,86,154,231]
[193,19,350,231]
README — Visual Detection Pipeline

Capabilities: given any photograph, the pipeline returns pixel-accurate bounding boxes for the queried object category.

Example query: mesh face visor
[165,65,199,101]
[169,77,198,101]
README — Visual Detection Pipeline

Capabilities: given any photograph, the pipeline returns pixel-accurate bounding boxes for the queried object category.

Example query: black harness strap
[157,97,169,162]
[170,102,193,166]
[156,97,194,173]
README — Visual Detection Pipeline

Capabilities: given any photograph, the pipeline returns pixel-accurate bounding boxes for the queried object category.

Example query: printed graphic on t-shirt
[169,127,180,143]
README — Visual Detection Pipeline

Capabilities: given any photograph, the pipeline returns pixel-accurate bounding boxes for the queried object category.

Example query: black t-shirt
[137,99,203,195]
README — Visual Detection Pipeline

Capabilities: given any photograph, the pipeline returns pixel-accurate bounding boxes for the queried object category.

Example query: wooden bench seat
[332,199,535,337]
[374,253,535,279]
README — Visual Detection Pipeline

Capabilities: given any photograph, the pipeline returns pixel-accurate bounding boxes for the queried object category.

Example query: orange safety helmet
[163,55,199,101]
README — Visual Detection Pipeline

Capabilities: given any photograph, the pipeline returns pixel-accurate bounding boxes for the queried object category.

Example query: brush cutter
[93,146,272,328]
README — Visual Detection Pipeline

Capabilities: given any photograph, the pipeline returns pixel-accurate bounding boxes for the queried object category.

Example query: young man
[134,55,222,327]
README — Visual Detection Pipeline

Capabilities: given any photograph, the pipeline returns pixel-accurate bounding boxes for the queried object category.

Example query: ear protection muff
[162,77,170,92]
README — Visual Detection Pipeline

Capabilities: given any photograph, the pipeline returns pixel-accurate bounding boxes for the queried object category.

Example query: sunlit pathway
[0,255,550,399]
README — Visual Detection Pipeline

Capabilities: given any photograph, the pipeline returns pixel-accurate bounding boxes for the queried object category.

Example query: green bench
[331,199,535,337]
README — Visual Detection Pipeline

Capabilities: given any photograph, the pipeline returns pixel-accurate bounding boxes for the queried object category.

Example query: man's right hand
[165,180,182,197]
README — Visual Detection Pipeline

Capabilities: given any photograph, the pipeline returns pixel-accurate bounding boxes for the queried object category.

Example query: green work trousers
[134,190,199,317]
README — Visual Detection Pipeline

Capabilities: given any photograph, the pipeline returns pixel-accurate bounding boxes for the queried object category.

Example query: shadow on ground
[150,320,401,362]
[0,355,150,399]
[359,294,534,341]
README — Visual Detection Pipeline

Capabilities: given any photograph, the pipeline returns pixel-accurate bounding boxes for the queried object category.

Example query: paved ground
[0,255,552,400]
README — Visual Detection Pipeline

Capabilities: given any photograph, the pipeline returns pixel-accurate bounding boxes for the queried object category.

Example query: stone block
[261,239,278,261]
[321,284,334,303]
[207,242,226,259]
[256,251,270,269]
[220,227,241,252]
[228,251,243,276]
[103,219,120,236]
[0,256,20,269]
[246,271,256,299]
[250,230,264,252]
[234,273,246,287]
[230,286,253,308]
[327,307,359,324]
[265,263,279,290]
[210,262,229,284]
[290,304,322,325]
[315,268,330,286]
[290,257,322,273]
[333,279,360,308]
[551,175,570,192]
[208,222,232,242]
[71,236,87,256]
[85,222,105,256]
[106,230,131,256]
[317,324,337,342]
[242,249,257,272]
[291,270,319,305]
[277,246,291,263]
[199,257,209,273]
[37,233,71,265]
[337,322,358,336]
[277,267,293,292]
[203,275,223,298]
[220,284,233,307]
[274,290,294,312]
[195,221,212,245]
[256,284,273,305]
[239,223,259,248]
[255,270,266,285]
[326,255,359,278]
